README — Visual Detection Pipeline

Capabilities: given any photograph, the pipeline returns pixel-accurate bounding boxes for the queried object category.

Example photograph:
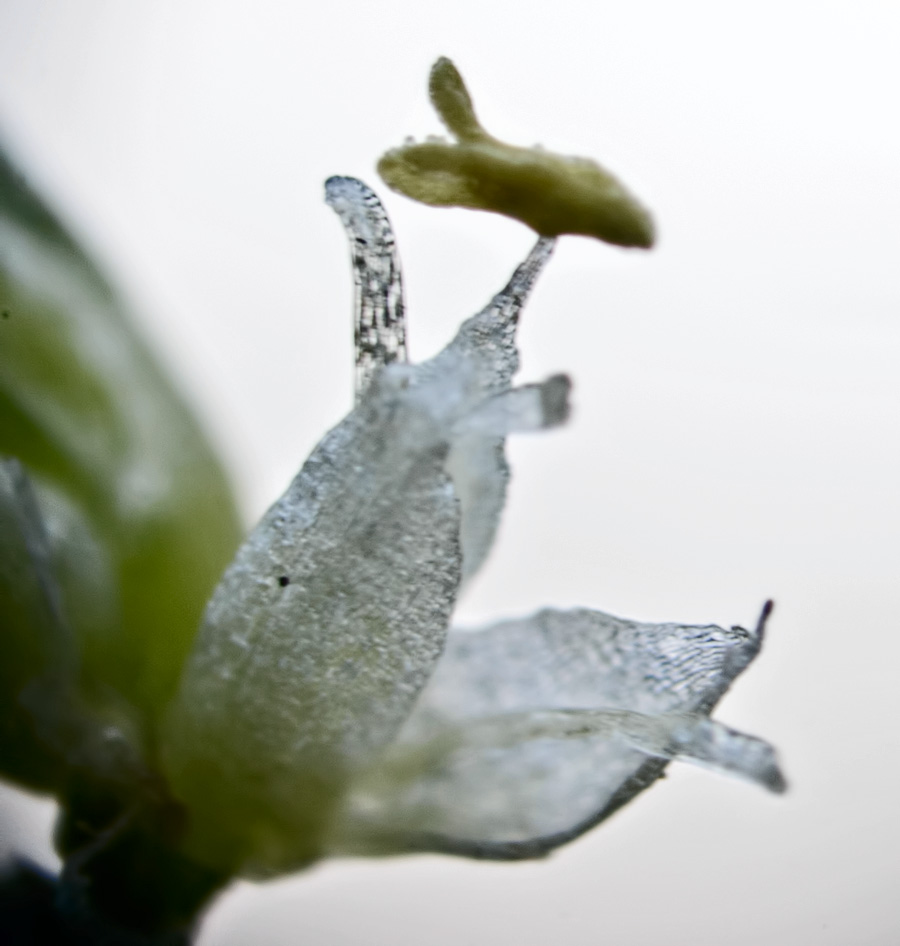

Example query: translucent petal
[331,604,782,858]
[163,204,564,871]
[449,374,570,582]
[324,176,407,399]
[426,236,555,394]
[325,176,558,583]
[444,434,509,583]
[437,236,557,582]
[453,375,571,437]
[163,371,463,870]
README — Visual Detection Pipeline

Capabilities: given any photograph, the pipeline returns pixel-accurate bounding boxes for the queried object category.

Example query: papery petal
[163,369,463,871]
[444,434,509,583]
[449,373,570,582]
[327,177,558,583]
[324,177,407,400]
[436,236,556,581]
[453,375,571,437]
[330,605,782,858]
[163,195,564,872]
[426,236,554,397]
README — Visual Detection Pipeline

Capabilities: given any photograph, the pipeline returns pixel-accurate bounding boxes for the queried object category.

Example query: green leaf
[0,144,243,743]
[0,458,78,791]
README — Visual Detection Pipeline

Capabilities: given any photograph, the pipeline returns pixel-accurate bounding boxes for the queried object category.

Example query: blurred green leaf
[0,458,78,791]
[0,144,243,748]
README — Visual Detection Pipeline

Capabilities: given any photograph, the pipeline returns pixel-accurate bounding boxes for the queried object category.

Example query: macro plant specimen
[0,60,784,945]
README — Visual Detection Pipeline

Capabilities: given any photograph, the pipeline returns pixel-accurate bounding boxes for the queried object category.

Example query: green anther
[378,57,656,248]
[428,56,488,143]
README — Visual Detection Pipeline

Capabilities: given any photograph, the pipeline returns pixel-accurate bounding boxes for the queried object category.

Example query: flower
[161,177,785,878]
[0,98,784,938]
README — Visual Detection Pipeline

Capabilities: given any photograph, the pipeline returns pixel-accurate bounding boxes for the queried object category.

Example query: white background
[1,2,899,943]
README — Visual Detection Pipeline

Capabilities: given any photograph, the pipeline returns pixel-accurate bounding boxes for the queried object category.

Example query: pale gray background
[1,1,898,944]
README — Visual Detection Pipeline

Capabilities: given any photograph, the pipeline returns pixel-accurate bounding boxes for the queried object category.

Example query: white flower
[161,178,785,877]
